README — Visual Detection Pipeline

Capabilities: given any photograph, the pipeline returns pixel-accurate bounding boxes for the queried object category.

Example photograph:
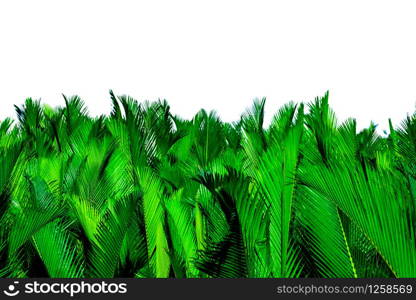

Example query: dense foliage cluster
[0,91,415,278]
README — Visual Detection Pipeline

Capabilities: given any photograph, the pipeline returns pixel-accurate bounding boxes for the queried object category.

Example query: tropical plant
[0,91,414,278]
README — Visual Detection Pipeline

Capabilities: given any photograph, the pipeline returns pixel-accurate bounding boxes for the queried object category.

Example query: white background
[1,0,416,132]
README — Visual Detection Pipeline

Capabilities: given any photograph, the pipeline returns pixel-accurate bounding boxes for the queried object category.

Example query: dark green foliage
[0,91,414,278]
